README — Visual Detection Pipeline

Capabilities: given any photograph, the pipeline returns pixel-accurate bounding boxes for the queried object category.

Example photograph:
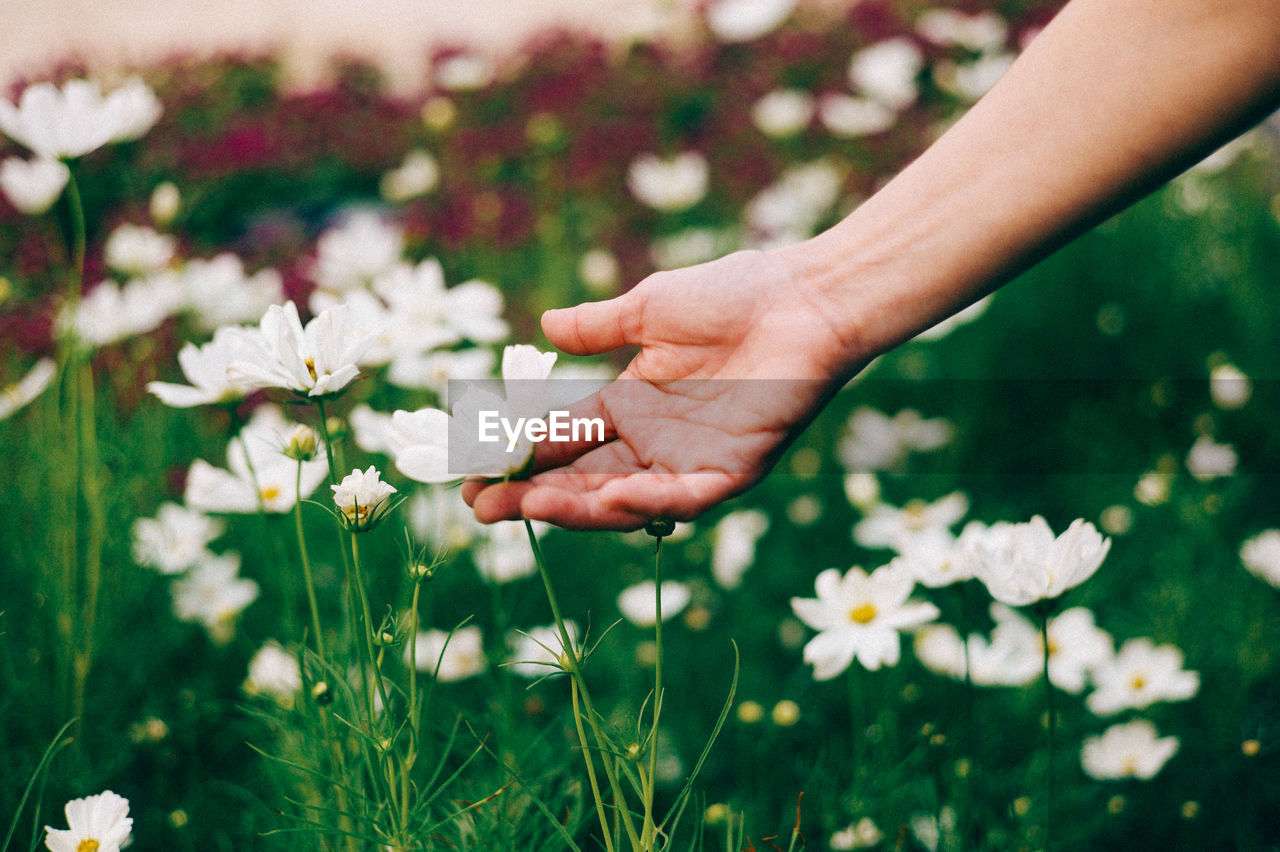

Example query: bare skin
[465,0,1280,529]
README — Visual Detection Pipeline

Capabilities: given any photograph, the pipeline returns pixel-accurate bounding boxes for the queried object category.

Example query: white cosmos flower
[853,492,969,553]
[889,525,977,588]
[915,8,1008,51]
[147,325,265,408]
[706,0,796,42]
[381,148,440,202]
[0,357,56,421]
[829,817,883,850]
[170,551,259,644]
[309,211,404,294]
[1043,606,1114,693]
[849,38,924,110]
[617,580,693,627]
[507,622,578,678]
[711,509,770,589]
[791,563,939,678]
[818,94,896,137]
[387,346,496,394]
[433,53,495,91]
[750,89,815,137]
[1209,360,1251,409]
[407,486,483,551]
[1086,637,1199,716]
[476,520,548,583]
[131,502,224,574]
[104,223,176,277]
[1081,719,1180,781]
[245,640,302,706]
[838,406,953,472]
[914,619,1042,688]
[966,516,1110,606]
[0,77,161,159]
[1241,529,1280,588]
[578,248,621,293]
[745,160,843,247]
[349,403,398,455]
[331,466,398,532]
[627,152,709,212]
[0,156,68,214]
[368,259,508,356]
[410,626,486,681]
[392,344,557,483]
[1186,434,1237,480]
[185,405,328,513]
[61,275,184,348]
[227,301,374,398]
[43,790,132,852]
[179,255,284,332]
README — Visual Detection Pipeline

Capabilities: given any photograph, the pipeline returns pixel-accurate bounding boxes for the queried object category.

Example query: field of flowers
[3,0,1280,849]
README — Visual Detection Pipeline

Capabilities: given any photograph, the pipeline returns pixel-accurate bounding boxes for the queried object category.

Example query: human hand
[462,249,860,529]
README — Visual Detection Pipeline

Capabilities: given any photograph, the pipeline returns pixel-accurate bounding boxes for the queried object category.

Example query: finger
[542,291,642,355]
[528,390,616,472]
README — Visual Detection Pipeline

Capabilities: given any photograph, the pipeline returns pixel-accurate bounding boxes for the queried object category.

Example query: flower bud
[645,518,676,539]
[283,424,319,461]
[150,181,181,226]
[312,680,333,706]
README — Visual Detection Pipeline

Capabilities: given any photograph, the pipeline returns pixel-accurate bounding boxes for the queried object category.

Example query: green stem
[573,677,618,852]
[642,537,664,848]
[525,520,642,851]
[294,461,326,659]
[350,534,392,724]
[1041,613,1056,852]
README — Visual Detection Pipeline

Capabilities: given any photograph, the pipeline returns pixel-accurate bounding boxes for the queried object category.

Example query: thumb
[542,292,642,355]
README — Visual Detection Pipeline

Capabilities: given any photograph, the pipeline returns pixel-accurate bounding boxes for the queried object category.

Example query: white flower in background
[170,551,259,644]
[1209,360,1251,409]
[649,227,732,270]
[387,346,496,394]
[1241,529,1280,588]
[909,813,941,852]
[745,159,843,248]
[914,618,1041,688]
[578,248,621,293]
[889,524,979,588]
[331,466,398,532]
[618,580,692,627]
[1043,606,1114,693]
[245,640,302,706]
[507,622,579,678]
[791,563,939,678]
[185,405,328,513]
[391,344,557,483]
[373,259,509,355]
[711,509,770,589]
[43,790,132,852]
[829,817,883,850]
[0,77,161,159]
[380,148,440,202]
[227,301,374,398]
[1081,719,1180,781]
[750,89,816,137]
[349,403,398,455]
[935,52,1015,102]
[407,486,483,552]
[818,94,896,137]
[849,38,924,110]
[1134,470,1173,506]
[410,626,487,681]
[61,275,184,348]
[179,255,284,331]
[838,406,953,472]
[131,502,224,575]
[309,211,404,294]
[1185,435,1236,480]
[475,520,548,583]
[104,223,176,277]
[0,357,56,421]
[852,492,969,553]
[147,325,265,408]
[627,152,709,212]
[966,516,1110,606]
[0,156,68,214]
[843,471,881,509]
[433,52,496,90]
[915,8,1008,51]
[914,294,992,341]
[1087,637,1199,715]
[706,0,796,42]
[149,180,181,225]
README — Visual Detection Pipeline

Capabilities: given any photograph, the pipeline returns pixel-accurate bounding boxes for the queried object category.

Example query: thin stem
[64,168,86,283]
[573,678,617,852]
[350,534,393,728]
[526,520,642,851]
[642,536,664,848]
[315,399,340,485]
[294,461,326,659]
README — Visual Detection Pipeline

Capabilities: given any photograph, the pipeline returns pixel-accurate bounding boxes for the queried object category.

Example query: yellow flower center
[1046,638,1059,657]
[77,839,100,852]
[1130,674,1147,692]
[902,499,929,530]
[304,357,318,382]
[848,603,877,624]
[1121,757,1138,777]
[260,486,280,502]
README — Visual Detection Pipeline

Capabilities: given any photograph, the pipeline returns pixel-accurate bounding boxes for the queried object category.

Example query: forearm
[777,0,1280,369]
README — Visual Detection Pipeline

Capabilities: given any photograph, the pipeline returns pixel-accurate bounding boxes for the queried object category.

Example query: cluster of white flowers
[743,159,844,249]
[916,7,1016,103]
